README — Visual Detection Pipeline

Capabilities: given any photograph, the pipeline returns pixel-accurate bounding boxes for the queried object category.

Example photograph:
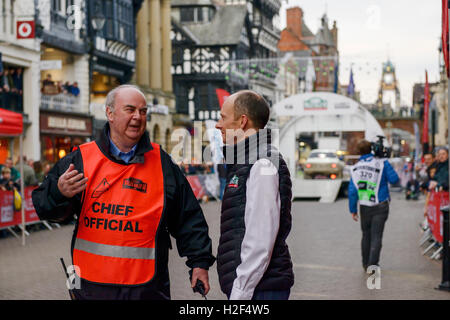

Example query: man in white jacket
[215,90,294,300]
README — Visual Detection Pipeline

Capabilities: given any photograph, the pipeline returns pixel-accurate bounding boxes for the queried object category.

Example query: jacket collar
[96,122,153,164]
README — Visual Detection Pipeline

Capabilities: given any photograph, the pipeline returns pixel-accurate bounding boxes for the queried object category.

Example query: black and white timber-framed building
[170,0,281,122]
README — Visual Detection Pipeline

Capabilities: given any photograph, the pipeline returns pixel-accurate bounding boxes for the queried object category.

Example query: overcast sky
[279,0,443,106]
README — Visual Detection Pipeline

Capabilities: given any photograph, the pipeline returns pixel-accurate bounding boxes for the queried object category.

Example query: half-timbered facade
[171,0,249,122]
[171,0,281,122]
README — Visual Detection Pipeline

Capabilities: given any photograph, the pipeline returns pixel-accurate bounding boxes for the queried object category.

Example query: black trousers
[359,201,389,268]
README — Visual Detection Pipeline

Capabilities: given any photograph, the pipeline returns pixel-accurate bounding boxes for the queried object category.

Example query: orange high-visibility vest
[73,141,164,285]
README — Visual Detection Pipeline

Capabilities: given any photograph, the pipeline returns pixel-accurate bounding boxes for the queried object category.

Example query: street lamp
[91,2,105,33]
[91,13,105,33]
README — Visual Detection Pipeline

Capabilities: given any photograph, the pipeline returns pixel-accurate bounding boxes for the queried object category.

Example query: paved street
[0,191,449,300]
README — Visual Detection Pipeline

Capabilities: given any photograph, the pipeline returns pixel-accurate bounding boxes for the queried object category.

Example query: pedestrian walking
[348,139,399,271]
[32,84,215,300]
[215,90,294,300]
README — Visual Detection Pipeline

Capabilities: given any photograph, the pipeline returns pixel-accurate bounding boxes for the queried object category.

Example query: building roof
[311,14,335,47]
[301,20,314,38]
[175,4,247,46]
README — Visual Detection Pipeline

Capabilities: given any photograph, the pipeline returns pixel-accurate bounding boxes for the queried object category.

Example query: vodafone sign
[16,21,35,39]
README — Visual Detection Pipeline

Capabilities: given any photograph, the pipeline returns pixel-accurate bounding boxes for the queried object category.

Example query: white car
[303,149,345,179]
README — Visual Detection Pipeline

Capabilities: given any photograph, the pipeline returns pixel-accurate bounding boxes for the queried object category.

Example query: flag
[333,62,339,93]
[422,71,430,153]
[443,0,449,77]
[216,88,230,109]
[347,68,355,97]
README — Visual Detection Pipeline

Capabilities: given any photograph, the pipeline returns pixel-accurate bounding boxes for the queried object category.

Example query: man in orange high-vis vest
[32,85,216,300]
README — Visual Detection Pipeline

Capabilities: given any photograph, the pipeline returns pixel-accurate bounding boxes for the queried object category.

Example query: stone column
[5,0,11,36]
[149,0,162,90]
[23,59,42,161]
[161,0,172,93]
[73,55,90,113]
[136,0,150,87]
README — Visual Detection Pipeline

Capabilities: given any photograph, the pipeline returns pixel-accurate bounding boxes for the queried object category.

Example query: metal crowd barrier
[0,186,59,241]
[419,190,450,291]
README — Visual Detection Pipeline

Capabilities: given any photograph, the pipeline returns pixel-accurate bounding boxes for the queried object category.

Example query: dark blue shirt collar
[109,134,137,164]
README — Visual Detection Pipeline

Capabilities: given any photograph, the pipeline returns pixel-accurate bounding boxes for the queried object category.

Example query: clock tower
[376,60,400,113]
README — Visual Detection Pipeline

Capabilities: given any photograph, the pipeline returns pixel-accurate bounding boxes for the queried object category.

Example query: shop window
[180,7,214,23]
[0,139,9,164]
[55,137,71,160]
[180,7,195,22]
[42,135,86,163]
[91,72,120,100]
[116,2,133,44]
[42,136,55,163]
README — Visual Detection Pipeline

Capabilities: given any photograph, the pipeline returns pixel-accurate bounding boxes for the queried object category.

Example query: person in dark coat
[215,90,294,300]
[32,85,215,300]
[429,147,449,191]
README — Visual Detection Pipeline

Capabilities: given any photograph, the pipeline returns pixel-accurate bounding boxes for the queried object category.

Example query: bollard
[437,205,450,291]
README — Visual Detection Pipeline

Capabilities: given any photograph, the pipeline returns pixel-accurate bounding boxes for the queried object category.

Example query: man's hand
[57,164,88,198]
[191,267,210,295]
[351,212,358,222]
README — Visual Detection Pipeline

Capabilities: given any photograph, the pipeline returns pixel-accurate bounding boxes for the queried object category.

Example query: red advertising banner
[24,186,39,223]
[0,189,18,229]
[426,191,450,243]
[0,186,39,229]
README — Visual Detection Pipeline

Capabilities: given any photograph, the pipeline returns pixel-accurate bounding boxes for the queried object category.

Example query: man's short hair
[357,139,372,155]
[233,90,270,129]
[2,167,10,174]
[105,84,147,113]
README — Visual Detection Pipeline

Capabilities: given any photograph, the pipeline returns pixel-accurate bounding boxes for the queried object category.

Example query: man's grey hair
[105,84,147,113]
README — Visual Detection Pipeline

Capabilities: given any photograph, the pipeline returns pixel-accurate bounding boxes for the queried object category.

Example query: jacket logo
[123,177,147,193]
[91,178,110,198]
[228,175,239,188]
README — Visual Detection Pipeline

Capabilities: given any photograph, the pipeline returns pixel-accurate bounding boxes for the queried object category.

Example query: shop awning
[0,108,23,136]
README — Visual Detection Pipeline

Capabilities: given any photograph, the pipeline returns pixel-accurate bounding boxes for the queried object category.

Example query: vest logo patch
[91,178,110,198]
[123,177,147,193]
[228,175,239,188]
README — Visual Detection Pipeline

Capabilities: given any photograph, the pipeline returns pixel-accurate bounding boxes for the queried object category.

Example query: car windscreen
[308,152,338,159]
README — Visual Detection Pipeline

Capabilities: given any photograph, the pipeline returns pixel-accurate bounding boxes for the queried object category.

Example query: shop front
[40,111,93,164]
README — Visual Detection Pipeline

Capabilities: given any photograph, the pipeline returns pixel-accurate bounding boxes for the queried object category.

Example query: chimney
[286,7,303,39]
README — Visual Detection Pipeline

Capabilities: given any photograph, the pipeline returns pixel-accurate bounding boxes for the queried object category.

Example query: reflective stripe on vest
[74,238,155,260]
[73,141,164,285]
